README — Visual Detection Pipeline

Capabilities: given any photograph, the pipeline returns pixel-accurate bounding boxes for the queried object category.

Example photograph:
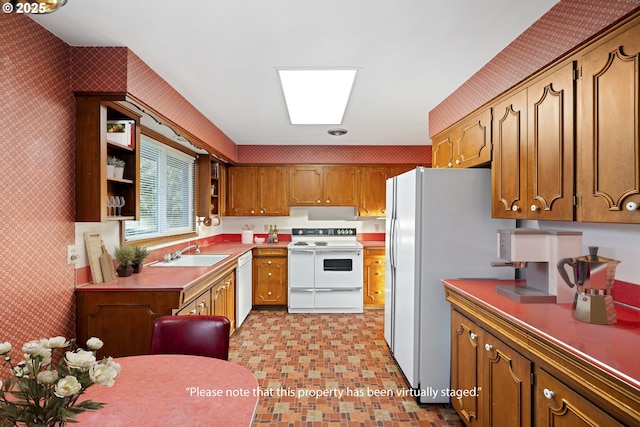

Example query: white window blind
[125,134,195,241]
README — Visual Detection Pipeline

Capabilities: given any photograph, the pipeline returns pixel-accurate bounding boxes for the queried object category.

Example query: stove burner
[294,241,309,246]
[314,241,328,246]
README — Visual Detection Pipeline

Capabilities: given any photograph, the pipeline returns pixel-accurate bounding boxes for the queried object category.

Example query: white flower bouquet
[0,337,120,426]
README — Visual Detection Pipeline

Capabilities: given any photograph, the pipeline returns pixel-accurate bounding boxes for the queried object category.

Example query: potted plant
[114,158,125,179]
[106,156,117,178]
[132,246,150,273]
[114,246,135,277]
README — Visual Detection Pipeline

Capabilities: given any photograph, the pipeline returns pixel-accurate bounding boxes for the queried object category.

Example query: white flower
[37,370,59,385]
[86,337,104,350]
[45,336,68,349]
[54,375,82,398]
[13,361,29,377]
[0,342,11,355]
[65,349,96,369]
[103,357,122,375]
[22,340,44,355]
[89,363,118,387]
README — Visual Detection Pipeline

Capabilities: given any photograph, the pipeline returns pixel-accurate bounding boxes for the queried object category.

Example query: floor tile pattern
[229,310,463,427]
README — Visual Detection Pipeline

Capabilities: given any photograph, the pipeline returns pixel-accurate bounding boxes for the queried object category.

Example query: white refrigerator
[384,167,514,403]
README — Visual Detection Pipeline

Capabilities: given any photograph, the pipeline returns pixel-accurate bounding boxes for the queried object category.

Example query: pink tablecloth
[75,354,258,426]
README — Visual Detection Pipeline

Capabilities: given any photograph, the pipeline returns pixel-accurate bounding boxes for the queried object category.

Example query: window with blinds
[125,134,195,241]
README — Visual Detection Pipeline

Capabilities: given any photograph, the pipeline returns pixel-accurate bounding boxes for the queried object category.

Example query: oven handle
[290,288,314,292]
[289,249,316,253]
[315,250,361,254]
[315,287,362,292]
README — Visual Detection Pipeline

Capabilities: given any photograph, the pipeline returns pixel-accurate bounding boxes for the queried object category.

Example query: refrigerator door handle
[391,218,400,269]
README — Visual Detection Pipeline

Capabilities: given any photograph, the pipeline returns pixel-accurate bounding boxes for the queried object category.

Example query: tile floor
[229,310,463,427]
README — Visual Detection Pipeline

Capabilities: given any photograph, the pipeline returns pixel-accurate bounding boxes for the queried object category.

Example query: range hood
[292,206,357,221]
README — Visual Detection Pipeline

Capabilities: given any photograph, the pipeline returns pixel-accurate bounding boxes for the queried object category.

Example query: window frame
[123,127,198,247]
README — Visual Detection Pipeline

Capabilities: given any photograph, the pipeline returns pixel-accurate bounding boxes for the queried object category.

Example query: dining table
[75,354,259,426]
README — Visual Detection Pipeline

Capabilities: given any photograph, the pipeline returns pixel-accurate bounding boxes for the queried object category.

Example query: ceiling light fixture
[328,128,348,136]
[277,68,358,125]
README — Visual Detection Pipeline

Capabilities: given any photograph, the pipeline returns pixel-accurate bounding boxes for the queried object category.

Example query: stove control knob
[297,230,303,235]
[318,230,323,235]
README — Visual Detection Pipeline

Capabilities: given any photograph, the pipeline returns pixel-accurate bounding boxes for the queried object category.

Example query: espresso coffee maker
[557,247,620,325]
[493,229,582,304]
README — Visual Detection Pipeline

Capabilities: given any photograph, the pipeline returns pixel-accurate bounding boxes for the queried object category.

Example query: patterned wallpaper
[237,144,432,165]
[71,47,239,162]
[0,14,76,350]
[429,0,640,137]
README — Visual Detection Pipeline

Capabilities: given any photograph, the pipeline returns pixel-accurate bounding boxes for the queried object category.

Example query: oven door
[314,249,363,289]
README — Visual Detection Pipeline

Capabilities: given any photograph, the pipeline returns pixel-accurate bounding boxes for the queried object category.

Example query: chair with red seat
[150,315,231,360]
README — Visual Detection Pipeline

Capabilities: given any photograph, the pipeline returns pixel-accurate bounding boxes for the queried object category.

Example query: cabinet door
[358,167,390,216]
[323,166,358,205]
[455,108,492,168]
[257,166,289,215]
[223,272,236,334]
[227,166,257,215]
[492,89,527,218]
[527,62,576,220]
[578,22,640,223]
[450,310,482,427]
[482,331,532,427]
[211,283,227,317]
[253,257,287,305]
[432,133,455,168]
[289,165,324,205]
[536,368,623,427]
[363,249,385,306]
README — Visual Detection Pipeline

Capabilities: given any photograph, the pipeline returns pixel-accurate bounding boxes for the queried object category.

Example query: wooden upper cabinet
[75,95,140,222]
[433,108,492,169]
[227,166,257,215]
[358,166,391,216]
[227,166,288,216]
[256,166,288,215]
[289,165,358,206]
[492,89,528,219]
[492,61,575,220]
[526,61,576,221]
[578,20,640,223]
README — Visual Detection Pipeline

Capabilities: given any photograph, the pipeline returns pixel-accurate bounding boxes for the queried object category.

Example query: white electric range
[287,228,363,313]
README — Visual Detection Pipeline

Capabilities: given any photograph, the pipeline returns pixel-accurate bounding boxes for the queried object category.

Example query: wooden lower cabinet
[451,310,532,427]
[447,289,639,427]
[252,247,287,307]
[536,368,623,427]
[363,248,385,307]
[76,262,237,358]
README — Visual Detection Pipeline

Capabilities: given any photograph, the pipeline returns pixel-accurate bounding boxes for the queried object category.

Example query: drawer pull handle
[268,260,272,265]
[543,389,555,399]
[268,273,272,277]
[469,332,477,340]
[484,343,493,352]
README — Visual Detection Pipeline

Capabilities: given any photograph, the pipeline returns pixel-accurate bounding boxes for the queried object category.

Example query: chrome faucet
[171,243,200,260]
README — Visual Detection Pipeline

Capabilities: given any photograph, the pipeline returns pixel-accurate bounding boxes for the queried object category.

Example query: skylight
[277,68,358,125]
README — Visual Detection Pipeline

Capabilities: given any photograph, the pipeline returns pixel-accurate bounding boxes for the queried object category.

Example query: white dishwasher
[236,251,253,328]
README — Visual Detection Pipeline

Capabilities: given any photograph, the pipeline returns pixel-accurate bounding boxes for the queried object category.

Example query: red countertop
[442,279,640,390]
[76,241,289,291]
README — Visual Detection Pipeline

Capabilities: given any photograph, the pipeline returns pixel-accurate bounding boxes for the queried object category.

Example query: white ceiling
[32,0,558,146]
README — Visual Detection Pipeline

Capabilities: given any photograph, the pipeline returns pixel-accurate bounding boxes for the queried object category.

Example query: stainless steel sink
[151,254,229,267]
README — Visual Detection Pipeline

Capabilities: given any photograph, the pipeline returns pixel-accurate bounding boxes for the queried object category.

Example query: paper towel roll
[241,230,254,244]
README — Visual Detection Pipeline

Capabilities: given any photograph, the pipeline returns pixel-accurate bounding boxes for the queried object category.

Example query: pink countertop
[442,279,640,390]
[76,241,288,292]
[76,354,258,426]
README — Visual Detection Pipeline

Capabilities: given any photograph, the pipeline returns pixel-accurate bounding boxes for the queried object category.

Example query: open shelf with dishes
[75,95,140,222]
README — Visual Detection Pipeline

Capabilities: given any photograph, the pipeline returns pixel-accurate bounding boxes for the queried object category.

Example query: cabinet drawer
[253,247,287,257]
